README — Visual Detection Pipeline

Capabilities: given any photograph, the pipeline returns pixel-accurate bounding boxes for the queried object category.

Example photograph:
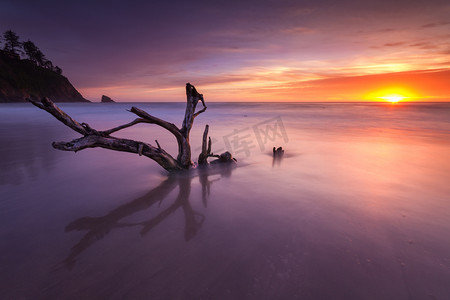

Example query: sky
[1,0,450,102]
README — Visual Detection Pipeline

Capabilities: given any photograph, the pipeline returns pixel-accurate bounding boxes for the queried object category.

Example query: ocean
[1,102,449,299]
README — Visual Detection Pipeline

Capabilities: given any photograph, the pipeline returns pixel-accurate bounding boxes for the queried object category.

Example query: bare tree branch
[27,83,228,172]
[52,135,182,171]
[198,124,220,165]
[180,83,206,138]
[193,106,207,118]
[27,97,88,135]
[129,107,183,139]
[101,118,146,135]
[198,124,210,165]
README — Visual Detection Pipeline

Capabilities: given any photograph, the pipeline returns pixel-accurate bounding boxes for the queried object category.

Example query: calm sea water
[1,102,449,299]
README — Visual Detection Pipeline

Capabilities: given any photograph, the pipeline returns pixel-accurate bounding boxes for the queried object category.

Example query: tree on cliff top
[2,30,63,74]
[3,30,21,55]
[22,39,52,69]
[23,40,40,63]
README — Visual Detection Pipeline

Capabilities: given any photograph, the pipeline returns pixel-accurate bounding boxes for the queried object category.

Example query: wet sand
[1,102,449,299]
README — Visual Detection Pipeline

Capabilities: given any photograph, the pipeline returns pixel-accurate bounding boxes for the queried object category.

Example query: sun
[379,94,405,103]
[364,87,416,103]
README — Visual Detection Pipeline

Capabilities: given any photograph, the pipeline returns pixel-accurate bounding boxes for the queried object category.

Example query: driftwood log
[27,83,233,171]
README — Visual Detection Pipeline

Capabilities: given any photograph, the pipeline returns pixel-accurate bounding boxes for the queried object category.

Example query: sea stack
[101,95,115,103]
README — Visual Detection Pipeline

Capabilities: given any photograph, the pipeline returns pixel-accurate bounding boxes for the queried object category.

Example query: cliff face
[0,51,89,102]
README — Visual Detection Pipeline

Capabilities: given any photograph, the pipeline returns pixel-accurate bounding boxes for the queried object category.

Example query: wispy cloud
[2,0,450,101]
[383,42,407,47]
[421,21,450,28]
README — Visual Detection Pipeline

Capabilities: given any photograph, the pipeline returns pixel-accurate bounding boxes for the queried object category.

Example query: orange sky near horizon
[82,68,450,102]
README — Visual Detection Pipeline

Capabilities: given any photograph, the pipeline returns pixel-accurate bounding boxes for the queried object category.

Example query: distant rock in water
[101,95,115,103]
[0,51,89,103]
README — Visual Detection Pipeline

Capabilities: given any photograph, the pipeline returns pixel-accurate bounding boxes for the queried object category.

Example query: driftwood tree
[27,83,231,171]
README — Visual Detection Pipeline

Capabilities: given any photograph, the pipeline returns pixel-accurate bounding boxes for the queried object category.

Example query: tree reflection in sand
[62,163,235,269]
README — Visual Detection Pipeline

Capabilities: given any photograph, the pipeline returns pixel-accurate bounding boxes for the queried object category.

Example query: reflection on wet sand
[62,163,235,269]
[0,123,59,185]
[2,102,449,299]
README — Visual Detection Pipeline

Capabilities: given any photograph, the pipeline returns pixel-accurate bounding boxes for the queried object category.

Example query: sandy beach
[1,102,449,299]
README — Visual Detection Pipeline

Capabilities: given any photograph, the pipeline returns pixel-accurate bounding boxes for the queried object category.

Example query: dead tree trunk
[197,124,237,165]
[27,83,207,172]
[198,125,216,165]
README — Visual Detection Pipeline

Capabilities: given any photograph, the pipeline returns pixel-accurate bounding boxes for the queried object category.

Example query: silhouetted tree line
[1,29,62,75]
